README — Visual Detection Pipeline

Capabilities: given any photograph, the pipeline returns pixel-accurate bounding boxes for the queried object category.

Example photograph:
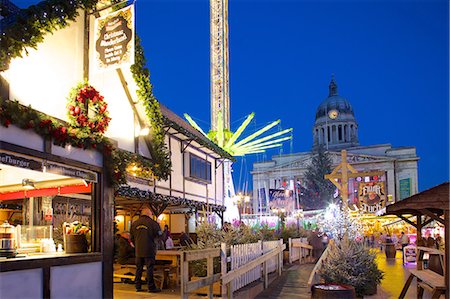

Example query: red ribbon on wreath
[67,83,111,135]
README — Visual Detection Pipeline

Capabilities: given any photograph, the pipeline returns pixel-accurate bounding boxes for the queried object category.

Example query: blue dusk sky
[15,0,449,193]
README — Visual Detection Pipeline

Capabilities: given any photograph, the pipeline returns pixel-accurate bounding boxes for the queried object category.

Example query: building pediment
[273,155,313,171]
[269,151,394,172]
[328,151,394,165]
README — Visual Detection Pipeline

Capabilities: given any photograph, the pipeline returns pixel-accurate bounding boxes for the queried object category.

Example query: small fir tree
[319,236,384,297]
[304,145,335,209]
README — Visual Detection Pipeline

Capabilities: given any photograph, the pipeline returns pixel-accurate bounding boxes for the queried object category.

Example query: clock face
[328,110,339,119]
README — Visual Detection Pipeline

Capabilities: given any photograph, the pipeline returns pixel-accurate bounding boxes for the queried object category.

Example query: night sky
[15,0,449,193]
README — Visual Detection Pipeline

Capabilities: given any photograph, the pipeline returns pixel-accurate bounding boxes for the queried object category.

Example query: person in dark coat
[179,231,192,247]
[130,206,162,293]
[117,231,135,265]
[307,229,324,262]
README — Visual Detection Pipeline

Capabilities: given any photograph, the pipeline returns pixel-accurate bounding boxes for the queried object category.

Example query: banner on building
[269,189,295,213]
[94,4,135,71]
[358,181,385,214]
[399,178,411,200]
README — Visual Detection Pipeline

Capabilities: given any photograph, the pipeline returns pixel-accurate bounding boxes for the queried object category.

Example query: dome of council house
[315,77,355,120]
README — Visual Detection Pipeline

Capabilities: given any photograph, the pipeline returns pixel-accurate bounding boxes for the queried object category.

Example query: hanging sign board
[358,181,385,214]
[94,4,135,71]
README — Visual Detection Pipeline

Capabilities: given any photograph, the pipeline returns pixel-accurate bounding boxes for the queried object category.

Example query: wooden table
[399,246,446,299]
[156,249,182,285]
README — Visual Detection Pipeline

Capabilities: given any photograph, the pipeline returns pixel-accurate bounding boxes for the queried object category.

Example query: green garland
[0,0,98,71]
[130,37,171,180]
[0,98,111,150]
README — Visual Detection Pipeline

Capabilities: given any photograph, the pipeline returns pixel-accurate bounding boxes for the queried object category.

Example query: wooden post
[278,239,283,276]
[341,150,349,210]
[263,260,268,289]
[221,242,228,299]
[288,238,292,264]
[207,255,213,299]
[416,214,422,270]
[180,252,188,299]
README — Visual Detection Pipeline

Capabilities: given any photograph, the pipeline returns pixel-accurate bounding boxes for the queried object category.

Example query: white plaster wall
[4,13,85,122]
[0,124,45,152]
[51,262,102,299]
[89,69,135,152]
[52,144,103,167]
[169,136,183,191]
[0,268,42,299]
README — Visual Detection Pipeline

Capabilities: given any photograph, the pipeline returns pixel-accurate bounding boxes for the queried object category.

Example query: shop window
[185,153,211,183]
[0,159,96,258]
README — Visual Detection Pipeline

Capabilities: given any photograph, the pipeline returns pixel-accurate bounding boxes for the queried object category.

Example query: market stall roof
[385,181,449,297]
[385,182,448,218]
[115,185,226,217]
[160,104,235,161]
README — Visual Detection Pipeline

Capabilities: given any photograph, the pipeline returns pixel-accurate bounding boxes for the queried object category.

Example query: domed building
[313,77,359,150]
[251,76,419,217]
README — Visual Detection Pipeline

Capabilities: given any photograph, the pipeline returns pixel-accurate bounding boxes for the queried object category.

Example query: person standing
[130,206,162,293]
[400,232,410,264]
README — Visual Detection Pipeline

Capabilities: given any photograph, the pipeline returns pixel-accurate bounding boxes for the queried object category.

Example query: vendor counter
[0,252,103,298]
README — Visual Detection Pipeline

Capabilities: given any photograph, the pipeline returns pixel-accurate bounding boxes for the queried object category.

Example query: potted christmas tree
[318,236,383,297]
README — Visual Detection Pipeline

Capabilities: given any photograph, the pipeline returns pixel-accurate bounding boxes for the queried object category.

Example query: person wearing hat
[130,206,162,293]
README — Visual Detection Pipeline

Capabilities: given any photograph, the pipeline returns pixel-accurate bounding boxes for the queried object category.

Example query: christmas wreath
[67,82,110,136]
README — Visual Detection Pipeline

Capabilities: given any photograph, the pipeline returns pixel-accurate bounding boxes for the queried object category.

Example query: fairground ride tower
[210,0,230,131]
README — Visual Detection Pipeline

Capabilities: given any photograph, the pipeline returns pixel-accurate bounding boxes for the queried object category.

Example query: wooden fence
[307,239,334,291]
[179,239,285,299]
[222,239,285,299]
[180,248,221,299]
[230,240,282,292]
[288,237,313,264]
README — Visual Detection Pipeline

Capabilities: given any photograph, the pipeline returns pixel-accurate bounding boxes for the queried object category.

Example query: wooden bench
[113,263,175,289]
[399,269,446,299]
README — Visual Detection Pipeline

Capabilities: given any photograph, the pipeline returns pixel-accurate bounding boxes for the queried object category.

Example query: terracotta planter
[311,283,356,299]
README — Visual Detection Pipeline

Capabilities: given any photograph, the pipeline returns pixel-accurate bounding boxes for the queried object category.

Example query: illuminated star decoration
[184,111,292,156]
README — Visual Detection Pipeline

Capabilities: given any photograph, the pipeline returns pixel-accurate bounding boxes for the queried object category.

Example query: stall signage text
[0,152,42,171]
[44,162,97,182]
[358,182,385,214]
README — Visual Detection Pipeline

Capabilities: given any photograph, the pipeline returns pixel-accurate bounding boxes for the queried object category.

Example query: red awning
[0,184,92,201]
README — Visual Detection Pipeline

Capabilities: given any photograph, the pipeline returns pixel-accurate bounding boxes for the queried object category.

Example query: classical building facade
[252,78,419,214]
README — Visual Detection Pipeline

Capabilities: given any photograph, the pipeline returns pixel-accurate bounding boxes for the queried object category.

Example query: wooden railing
[307,239,334,292]
[180,248,221,299]
[288,237,313,264]
[179,239,285,299]
[221,239,285,299]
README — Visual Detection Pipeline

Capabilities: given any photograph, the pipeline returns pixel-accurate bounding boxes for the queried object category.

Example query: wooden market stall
[385,182,449,299]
